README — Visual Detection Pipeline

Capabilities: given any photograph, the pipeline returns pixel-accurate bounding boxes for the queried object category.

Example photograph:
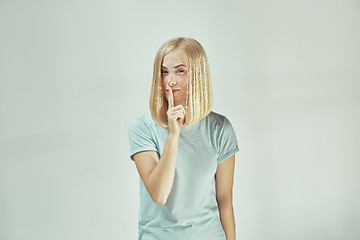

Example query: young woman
[128,37,239,240]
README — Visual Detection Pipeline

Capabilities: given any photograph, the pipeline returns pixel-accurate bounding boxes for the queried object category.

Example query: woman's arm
[133,83,186,205]
[215,154,236,240]
[133,131,179,205]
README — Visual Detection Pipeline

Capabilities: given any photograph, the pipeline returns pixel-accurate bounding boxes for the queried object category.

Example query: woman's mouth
[172,89,180,94]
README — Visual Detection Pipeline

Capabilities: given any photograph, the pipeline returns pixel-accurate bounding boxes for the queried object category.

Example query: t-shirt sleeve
[128,117,158,161]
[217,117,239,164]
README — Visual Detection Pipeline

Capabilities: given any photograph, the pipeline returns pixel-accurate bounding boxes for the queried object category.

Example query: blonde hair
[149,37,212,128]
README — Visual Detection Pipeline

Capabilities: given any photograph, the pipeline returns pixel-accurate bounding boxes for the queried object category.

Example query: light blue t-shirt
[128,111,239,240]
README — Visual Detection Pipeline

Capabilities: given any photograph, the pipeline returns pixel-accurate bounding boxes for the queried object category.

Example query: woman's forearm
[218,200,236,240]
[147,132,179,204]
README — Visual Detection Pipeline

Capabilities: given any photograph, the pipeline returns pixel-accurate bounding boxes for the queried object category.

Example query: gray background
[1,0,359,239]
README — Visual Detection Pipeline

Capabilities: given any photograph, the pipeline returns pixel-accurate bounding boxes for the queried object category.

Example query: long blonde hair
[149,37,212,128]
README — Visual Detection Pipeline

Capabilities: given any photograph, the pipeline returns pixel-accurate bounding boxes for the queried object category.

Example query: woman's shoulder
[205,111,236,135]
[206,110,229,126]
[129,112,154,129]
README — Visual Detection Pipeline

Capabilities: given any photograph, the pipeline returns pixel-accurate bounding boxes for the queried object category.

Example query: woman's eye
[178,69,185,73]
[161,70,168,74]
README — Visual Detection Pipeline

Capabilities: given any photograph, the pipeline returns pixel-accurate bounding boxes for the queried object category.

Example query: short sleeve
[128,117,158,161]
[217,117,239,164]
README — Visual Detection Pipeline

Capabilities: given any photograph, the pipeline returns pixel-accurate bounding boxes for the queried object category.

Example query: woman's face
[161,49,188,107]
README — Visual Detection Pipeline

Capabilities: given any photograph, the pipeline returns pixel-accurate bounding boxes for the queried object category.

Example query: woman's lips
[166,89,180,95]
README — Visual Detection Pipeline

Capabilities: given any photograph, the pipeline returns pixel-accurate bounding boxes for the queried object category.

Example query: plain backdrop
[1,0,359,239]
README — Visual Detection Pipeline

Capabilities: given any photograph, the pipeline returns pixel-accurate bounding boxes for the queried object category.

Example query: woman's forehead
[162,50,186,67]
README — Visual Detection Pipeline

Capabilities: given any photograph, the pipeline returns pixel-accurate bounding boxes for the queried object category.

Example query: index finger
[166,82,174,109]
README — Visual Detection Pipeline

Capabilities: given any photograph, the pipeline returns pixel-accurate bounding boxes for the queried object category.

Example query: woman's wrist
[167,131,180,139]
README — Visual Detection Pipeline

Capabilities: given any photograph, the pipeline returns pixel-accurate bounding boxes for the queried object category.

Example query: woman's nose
[167,76,176,86]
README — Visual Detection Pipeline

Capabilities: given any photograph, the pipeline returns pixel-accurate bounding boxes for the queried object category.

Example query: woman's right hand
[165,82,187,136]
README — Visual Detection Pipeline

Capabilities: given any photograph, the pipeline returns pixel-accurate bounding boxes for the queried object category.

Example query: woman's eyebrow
[161,64,187,69]
[174,64,187,68]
